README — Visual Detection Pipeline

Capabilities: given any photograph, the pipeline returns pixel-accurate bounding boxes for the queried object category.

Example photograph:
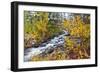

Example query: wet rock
[45,48,54,54]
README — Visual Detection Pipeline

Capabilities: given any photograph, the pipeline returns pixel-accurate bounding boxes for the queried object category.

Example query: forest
[24,11,90,62]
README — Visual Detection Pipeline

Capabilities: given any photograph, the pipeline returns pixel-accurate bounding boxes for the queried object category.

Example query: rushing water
[24,30,69,62]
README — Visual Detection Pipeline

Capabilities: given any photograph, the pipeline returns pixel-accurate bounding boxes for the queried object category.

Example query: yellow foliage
[63,19,70,32]
[63,15,90,39]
